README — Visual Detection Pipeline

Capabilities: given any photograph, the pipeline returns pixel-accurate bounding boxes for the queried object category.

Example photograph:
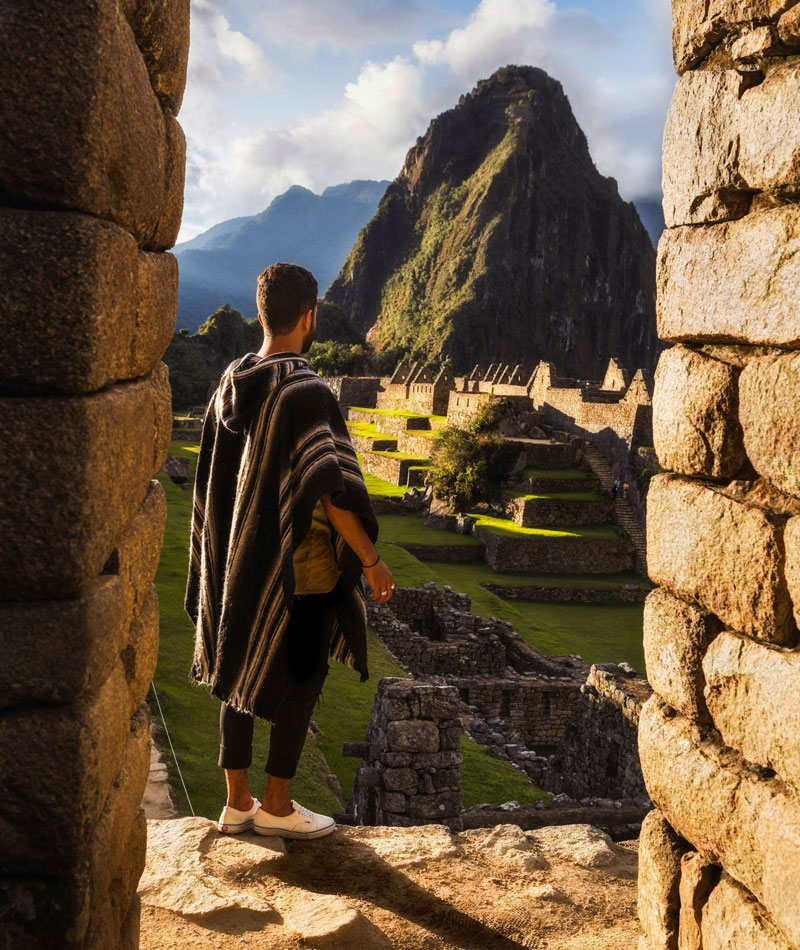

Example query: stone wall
[545,664,650,801]
[505,495,614,527]
[365,582,589,748]
[343,679,464,830]
[481,582,649,605]
[637,3,800,948]
[476,527,635,573]
[451,676,579,747]
[0,3,188,947]
[325,375,381,409]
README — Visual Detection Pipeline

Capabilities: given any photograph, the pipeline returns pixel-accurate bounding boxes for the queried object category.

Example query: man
[185,262,395,840]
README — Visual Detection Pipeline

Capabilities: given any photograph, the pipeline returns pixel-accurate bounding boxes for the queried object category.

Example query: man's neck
[257,338,303,358]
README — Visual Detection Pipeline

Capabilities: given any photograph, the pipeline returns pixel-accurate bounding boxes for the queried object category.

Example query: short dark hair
[256,262,318,335]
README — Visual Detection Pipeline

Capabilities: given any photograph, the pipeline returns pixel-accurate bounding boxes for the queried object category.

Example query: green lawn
[480,570,651,591]
[377,512,484,546]
[521,466,595,479]
[153,439,552,818]
[346,420,396,441]
[366,448,430,461]
[375,552,646,670]
[468,512,623,540]
[348,405,431,419]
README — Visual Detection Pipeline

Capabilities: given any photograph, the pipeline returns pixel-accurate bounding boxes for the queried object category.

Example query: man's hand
[362,558,395,602]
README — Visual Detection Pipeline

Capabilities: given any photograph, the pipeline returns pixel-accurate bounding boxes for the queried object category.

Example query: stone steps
[582,445,648,575]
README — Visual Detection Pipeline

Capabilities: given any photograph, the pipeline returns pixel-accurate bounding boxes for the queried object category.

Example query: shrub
[426,422,518,514]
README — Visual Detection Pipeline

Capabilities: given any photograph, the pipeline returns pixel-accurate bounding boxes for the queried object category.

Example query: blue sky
[179,0,675,241]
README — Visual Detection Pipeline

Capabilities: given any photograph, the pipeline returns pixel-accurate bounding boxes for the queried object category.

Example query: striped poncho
[185,350,379,720]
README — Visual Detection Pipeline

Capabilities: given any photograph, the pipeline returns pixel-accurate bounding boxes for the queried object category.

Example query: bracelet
[362,553,380,569]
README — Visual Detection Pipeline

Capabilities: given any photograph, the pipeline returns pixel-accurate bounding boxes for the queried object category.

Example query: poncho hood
[217,350,307,433]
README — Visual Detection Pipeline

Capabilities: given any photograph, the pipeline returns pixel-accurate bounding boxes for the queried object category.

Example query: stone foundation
[505,494,614,526]
[482,581,649,605]
[637,2,800,947]
[545,664,650,801]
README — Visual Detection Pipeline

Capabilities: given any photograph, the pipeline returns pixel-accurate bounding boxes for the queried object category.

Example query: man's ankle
[227,794,254,810]
[262,798,293,816]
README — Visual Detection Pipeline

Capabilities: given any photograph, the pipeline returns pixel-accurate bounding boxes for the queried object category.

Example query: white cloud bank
[178,0,675,242]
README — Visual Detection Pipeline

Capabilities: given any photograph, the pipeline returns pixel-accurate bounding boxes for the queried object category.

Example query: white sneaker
[253,799,336,839]
[217,797,262,834]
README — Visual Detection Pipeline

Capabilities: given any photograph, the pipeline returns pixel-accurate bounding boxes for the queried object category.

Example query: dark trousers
[218,579,343,779]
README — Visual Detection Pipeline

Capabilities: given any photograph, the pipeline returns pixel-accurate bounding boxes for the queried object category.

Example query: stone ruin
[637,2,800,948]
[4,2,799,947]
[343,671,651,843]
[343,680,464,831]
[343,581,651,836]
[0,2,189,947]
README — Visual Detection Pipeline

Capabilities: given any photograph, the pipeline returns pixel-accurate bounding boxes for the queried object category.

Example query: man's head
[256,262,319,354]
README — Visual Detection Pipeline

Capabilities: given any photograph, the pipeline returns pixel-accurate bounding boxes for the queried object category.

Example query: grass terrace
[520,466,595,480]
[347,405,439,420]
[468,512,624,540]
[502,488,608,502]
[369,449,431,461]
[346,420,394,440]
[374,548,646,669]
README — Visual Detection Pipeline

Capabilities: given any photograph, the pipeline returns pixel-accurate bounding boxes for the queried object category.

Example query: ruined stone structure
[0,3,188,947]
[325,374,382,410]
[355,580,650,820]
[637,4,800,948]
[545,664,650,802]
[343,679,464,830]
[377,360,454,416]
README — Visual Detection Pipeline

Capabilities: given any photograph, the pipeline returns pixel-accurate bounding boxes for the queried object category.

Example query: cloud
[413,0,555,76]
[177,0,676,241]
[189,0,280,90]
[178,55,429,240]
[252,0,432,51]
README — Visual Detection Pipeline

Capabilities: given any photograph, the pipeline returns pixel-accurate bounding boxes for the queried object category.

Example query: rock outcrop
[139,817,639,949]
[324,64,659,378]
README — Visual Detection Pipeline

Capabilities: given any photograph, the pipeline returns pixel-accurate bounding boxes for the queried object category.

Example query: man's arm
[320,492,395,602]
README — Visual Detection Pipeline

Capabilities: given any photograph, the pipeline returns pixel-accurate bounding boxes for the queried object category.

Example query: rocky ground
[138,818,639,949]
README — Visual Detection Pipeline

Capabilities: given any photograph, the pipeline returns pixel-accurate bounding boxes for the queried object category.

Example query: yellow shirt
[292,497,341,594]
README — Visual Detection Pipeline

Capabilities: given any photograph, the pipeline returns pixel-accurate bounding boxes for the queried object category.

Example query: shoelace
[293,800,313,819]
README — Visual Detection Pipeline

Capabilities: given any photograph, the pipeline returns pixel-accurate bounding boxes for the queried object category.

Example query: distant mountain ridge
[324,65,660,378]
[175,179,390,332]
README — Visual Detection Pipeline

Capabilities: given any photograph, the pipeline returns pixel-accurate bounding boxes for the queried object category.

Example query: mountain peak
[323,65,658,377]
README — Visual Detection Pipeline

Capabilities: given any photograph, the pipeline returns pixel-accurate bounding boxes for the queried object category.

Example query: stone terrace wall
[545,665,650,801]
[638,4,800,948]
[0,3,188,948]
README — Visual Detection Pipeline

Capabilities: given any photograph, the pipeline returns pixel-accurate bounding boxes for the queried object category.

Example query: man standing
[185,262,395,840]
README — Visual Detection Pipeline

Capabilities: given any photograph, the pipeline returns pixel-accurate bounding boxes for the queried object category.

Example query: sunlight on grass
[469,512,622,539]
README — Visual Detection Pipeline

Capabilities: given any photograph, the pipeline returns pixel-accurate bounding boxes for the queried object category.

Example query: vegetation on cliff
[324,65,659,378]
